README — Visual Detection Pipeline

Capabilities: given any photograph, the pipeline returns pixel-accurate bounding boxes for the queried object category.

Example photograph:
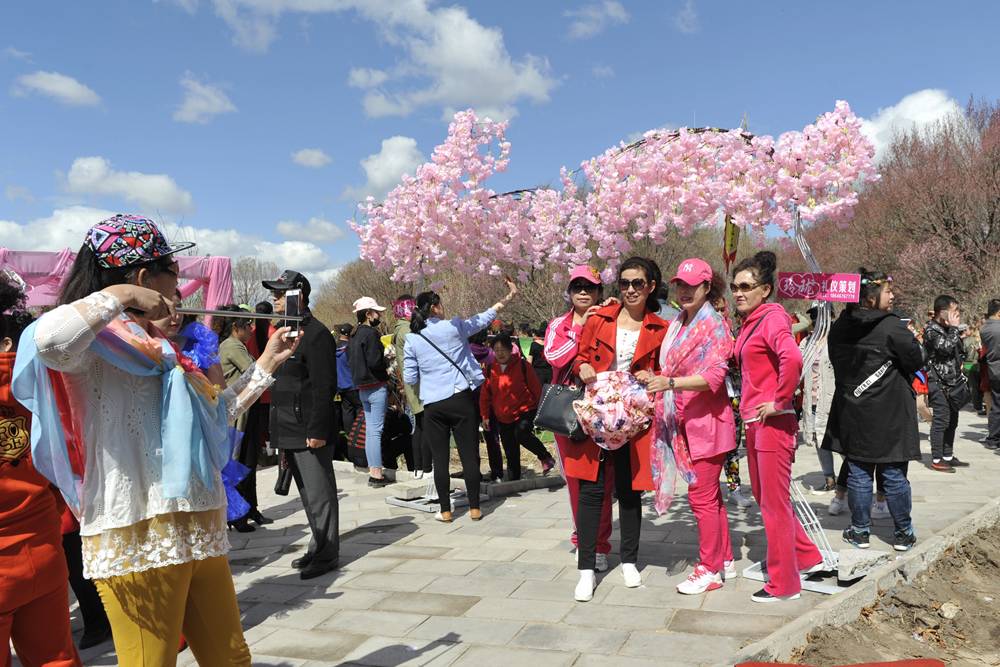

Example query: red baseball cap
[568,265,602,285]
[670,258,713,286]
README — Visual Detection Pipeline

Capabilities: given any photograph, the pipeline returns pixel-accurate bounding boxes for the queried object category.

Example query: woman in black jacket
[822,268,925,552]
[346,297,392,487]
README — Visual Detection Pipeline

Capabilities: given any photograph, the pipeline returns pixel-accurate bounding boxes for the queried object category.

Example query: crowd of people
[1,213,996,666]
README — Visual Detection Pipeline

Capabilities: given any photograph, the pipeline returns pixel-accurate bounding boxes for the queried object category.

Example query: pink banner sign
[777,272,861,302]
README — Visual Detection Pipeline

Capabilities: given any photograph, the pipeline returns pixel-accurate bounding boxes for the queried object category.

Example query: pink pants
[687,453,733,572]
[745,415,822,597]
[556,435,614,554]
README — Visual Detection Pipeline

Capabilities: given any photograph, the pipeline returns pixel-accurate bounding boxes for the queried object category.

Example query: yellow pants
[95,555,250,667]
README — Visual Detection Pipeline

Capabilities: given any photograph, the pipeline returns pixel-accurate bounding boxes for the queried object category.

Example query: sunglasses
[270,290,286,299]
[618,278,648,292]
[729,281,760,294]
[568,282,600,294]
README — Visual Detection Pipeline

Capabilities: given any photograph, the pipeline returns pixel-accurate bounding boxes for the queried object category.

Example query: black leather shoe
[79,623,112,650]
[249,509,274,525]
[300,559,338,580]
[228,518,255,532]
[945,456,969,467]
[291,554,314,569]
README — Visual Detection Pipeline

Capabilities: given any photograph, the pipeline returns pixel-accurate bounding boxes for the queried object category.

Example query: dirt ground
[792,523,1000,666]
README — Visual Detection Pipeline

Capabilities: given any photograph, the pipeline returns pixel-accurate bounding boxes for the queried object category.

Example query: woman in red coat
[568,257,668,602]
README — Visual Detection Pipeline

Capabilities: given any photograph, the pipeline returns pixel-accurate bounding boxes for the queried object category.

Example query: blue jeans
[816,446,835,479]
[360,385,388,468]
[846,460,911,534]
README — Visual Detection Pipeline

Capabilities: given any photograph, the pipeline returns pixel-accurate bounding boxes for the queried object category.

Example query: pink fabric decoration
[393,299,415,319]
[573,371,656,451]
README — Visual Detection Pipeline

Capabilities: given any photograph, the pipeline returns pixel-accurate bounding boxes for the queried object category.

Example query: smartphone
[285,289,301,338]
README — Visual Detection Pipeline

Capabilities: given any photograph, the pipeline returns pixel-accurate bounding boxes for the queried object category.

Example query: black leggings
[412,411,432,473]
[577,445,642,570]
[235,400,261,510]
[497,410,551,480]
[62,531,109,632]
[424,391,481,512]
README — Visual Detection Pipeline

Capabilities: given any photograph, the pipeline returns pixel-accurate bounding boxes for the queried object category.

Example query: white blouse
[33,291,273,578]
[611,327,640,373]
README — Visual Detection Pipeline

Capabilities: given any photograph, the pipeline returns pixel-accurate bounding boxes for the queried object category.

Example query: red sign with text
[777,272,861,302]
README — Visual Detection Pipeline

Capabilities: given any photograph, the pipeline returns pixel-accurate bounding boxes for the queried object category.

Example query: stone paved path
[45,410,1000,666]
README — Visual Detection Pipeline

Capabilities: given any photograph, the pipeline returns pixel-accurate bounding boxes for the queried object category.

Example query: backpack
[336,346,354,392]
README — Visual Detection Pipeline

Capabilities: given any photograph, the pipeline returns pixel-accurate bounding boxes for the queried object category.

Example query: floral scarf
[650,301,731,514]
[573,371,656,450]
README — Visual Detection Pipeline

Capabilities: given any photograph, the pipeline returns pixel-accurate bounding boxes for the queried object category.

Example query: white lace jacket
[33,291,274,579]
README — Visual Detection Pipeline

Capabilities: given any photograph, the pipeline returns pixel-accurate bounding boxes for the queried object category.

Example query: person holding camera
[923,295,970,472]
[264,270,341,580]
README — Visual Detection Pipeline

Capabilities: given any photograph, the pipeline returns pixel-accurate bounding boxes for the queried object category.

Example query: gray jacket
[799,334,834,445]
[981,319,1000,382]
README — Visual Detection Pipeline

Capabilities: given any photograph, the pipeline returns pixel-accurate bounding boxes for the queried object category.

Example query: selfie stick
[175,308,304,322]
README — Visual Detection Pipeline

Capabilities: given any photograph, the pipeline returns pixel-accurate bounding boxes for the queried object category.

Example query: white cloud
[565,2,629,40]
[674,0,699,34]
[2,46,31,60]
[591,65,614,78]
[211,0,559,121]
[627,123,680,143]
[341,136,426,202]
[291,148,332,168]
[154,0,200,14]
[182,227,339,280]
[275,216,346,243]
[62,156,196,215]
[5,185,35,204]
[860,89,963,163]
[0,206,118,252]
[173,72,238,124]
[10,71,101,107]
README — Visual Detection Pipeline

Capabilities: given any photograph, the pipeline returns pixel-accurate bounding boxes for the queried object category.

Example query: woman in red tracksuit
[569,257,668,602]
[479,334,555,481]
[732,251,822,602]
[543,265,617,573]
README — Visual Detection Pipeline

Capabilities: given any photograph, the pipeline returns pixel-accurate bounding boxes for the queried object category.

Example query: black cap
[262,270,311,299]
[338,323,353,337]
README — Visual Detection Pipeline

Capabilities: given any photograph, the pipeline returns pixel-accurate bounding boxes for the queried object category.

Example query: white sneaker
[414,470,424,480]
[676,565,723,595]
[621,563,642,588]
[723,560,736,581]
[828,497,845,516]
[871,501,891,519]
[575,571,596,601]
[800,561,825,579]
[595,553,609,572]
[728,487,753,507]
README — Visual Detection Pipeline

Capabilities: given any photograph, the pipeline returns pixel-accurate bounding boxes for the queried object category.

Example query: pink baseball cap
[568,265,602,285]
[670,258,713,286]
[352,296,386,312]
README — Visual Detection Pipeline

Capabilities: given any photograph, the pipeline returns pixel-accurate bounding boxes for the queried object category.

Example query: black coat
[821,308,925,463]
[346,324,389,388]
[270,309,338,449]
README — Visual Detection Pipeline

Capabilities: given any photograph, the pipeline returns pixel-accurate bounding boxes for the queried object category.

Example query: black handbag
[944,376,971,412]
[274,451,292,496]
[534,382,588,441]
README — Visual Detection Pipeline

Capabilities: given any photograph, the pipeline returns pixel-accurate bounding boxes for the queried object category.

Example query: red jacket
[480,357,542,424]
[734,302,803,427]
[566,304,668,489]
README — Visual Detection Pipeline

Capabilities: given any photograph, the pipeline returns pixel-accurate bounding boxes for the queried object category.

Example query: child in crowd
[479,334,556,481]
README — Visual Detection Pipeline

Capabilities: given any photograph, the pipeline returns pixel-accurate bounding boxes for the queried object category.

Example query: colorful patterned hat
[85,214,195,269]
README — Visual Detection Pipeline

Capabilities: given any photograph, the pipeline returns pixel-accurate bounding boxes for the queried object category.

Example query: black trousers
[497,410,551,481]
[968,369,984,411]
[577,446,642,570]
[287,444,340,565]
[341,389,363,431]
[62,531,108,632]
[424,391,481,512]
[986,380,1000,449]
[928,381,958,459]
[235,400,261,510]
[412,411,432,473]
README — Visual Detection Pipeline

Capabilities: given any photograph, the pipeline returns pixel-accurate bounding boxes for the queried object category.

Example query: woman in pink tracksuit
[732,251,822,603]
[544,265,615,572]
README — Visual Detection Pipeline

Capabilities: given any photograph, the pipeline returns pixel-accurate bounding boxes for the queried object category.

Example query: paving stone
[287,588,390,609]
[241,601,340,629]
[318,610,429,636]
[372,592,480,617]
[668,609,787,638]
[599,584,706,609]
[423,576,522,598]
[572,655,701,667]
[369,545,452,560]
[391,559,481,576]
[408,534,492,548]
[342,573,439,592]
[561,601,673,629]
[248,655,307,667]
[702,589,811,617]
[407,616,525,645]
[464,597,574,623]
[236,582,313,604]
[340,557,408,573]
[509,623,629,654]
[340,636,469,667]
[441,547,525,562]
[621,631,744,662]
[508,580,610,604]
[467,561,564,581]
[250,629,367,662]
[450,646,578,667]
[513,549,576,565]
[481,536,562,551]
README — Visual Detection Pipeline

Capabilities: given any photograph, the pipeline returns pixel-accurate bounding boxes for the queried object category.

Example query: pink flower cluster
[350,102,878,283]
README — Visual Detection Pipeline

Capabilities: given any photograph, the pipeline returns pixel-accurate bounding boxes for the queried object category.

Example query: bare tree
[231,257,280,307]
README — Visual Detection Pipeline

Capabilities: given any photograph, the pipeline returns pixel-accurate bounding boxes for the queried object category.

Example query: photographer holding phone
[263,270,341,580]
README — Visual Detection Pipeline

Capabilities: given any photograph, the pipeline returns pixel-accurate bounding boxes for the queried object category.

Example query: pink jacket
[544,310,583,383]
[675,356,736,461]
[735,302,803,424]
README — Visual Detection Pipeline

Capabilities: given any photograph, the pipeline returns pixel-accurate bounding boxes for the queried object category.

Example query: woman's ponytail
[410,291,441,333]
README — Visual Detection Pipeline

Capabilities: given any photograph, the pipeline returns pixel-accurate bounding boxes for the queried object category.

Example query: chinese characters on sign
[776,272,862,303]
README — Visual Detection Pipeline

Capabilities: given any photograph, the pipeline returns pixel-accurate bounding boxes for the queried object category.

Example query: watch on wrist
[668,378,675,389]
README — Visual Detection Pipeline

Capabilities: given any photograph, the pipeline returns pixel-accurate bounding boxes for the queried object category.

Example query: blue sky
[1,0,996,284]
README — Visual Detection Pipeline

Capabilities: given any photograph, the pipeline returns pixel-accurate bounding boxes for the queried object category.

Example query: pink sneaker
[676,565,723,595]
[541,457,557,474]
